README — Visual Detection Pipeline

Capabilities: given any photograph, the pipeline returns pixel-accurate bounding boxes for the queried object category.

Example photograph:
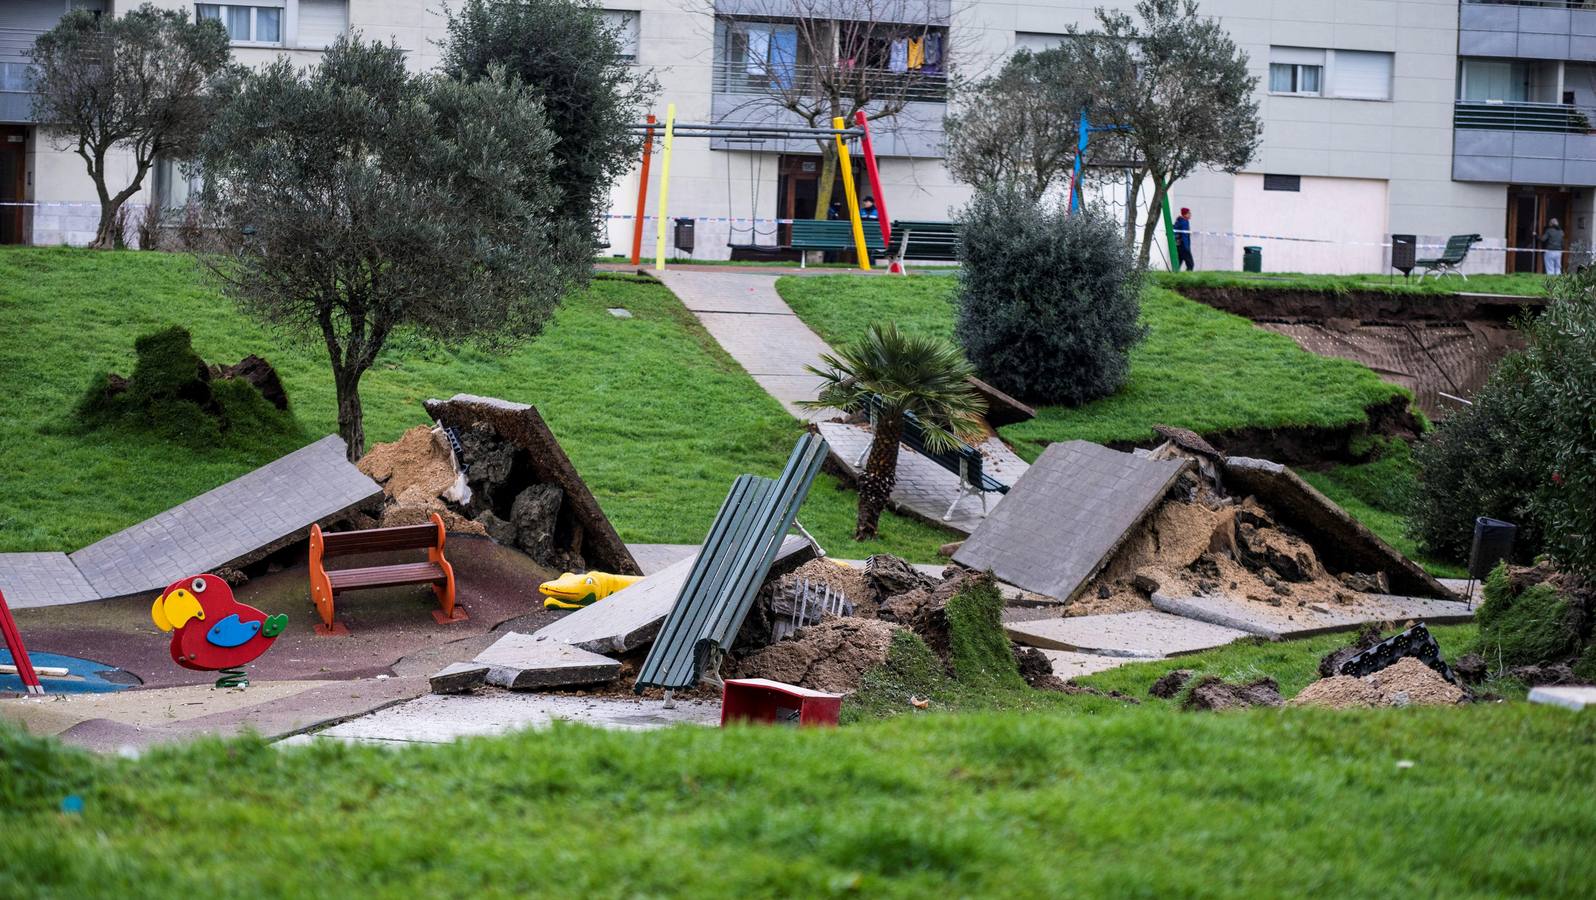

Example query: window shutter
[1332,51,1392,100]
[1270,46,1325,67]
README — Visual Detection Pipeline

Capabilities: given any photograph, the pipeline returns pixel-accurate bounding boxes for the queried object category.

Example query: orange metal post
[629,114,657,267]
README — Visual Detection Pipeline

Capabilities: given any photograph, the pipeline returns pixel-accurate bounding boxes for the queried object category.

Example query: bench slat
[321,523,439,555]
[327,562,446,591]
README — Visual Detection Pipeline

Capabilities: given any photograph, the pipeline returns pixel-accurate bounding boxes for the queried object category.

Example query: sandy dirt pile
[358,426,484,535]
[1292,657,1465,709]
[732,617,901,693]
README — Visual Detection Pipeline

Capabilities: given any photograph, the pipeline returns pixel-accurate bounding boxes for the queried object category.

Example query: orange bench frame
[308,512,458,632]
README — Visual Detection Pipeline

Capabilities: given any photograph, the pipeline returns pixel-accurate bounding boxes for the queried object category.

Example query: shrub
[954,186,1145,405]
[1474,564,1585,669]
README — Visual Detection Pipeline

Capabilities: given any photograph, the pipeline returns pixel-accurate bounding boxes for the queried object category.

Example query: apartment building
[1,0,1591,274]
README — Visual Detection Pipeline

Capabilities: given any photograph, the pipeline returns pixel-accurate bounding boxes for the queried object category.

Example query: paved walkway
[0,436,381,608]
[281,693,722,746]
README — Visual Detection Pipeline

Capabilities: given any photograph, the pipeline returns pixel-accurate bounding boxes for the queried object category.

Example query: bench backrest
[864,393,984,476]
[789,219,886,252]
[1441,233,1481,263]
[891,220,961,260]
[318,516,442,557]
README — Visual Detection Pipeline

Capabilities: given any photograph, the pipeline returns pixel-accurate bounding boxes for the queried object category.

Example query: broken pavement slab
[1005,610,1250,658]
[1528,686,1596,711]
[954,441,1190,601]
[1222,456,1449,599]
[1040,649,1136,678]
[1151,591,1474,640]
[282,692,722,745]
[429,661,490,694]
[474,632,621,690]
[532,535,815,654]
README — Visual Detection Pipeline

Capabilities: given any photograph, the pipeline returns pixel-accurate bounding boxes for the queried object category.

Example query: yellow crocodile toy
[539,571,644,610]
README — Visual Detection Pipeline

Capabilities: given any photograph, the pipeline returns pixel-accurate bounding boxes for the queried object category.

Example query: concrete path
[654,269,841,421]
[0,435,381,609]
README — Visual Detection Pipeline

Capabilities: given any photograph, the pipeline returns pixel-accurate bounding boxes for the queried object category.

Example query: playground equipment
[628,110,895,272]
[151,573,288,689]
[539,570,645,610]
[0,588,43,694]
[1069,109,1182,271]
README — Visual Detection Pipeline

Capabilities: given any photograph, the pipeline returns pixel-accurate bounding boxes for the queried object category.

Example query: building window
[1270,47,1392,101]
[1270,47,1323,96]
[603,10,640,62]
[1262,174,1301,192]
[197,4,282,46]
[1014,32,1065,53]
[1332,50,1393,101]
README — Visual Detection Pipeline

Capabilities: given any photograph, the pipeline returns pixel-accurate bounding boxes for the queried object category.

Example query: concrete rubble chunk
[1150,591,1474,640]
[474,633,622,690]
[954,441,1190,601]
[532,535,815,654]
[1039,649,1133,678]
[429,661,490,694]
[1004,610,1250,658]
[1527,686,1596,711]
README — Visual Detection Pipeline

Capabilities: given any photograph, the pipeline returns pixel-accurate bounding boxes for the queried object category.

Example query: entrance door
[0,127,26,245]
[1506,186,1572,273]
[777,154,820,246]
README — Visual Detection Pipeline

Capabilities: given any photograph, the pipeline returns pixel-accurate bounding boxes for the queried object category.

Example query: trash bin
[673,217,695,254]
[1243,245,1262,273]
[1468,517,1517,580]
[1391,234,1416,277]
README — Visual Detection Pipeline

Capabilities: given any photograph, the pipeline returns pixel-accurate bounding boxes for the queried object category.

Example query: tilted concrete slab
[1005,610,1250,658]
[532,535,815,654]
[1151,592,1475,640]
[67,435,382,601]
[1222,456,1450,599]
[0,552,99,610]
[474,633,621,690]
[429,662,490,695]
[955,441,1189,601]
[1040,649,1137,678]
[1528,686,1596,711]
[281,692,721,746]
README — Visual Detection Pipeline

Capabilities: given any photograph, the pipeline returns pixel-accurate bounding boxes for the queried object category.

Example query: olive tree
[441,0,656,250]
[943,48,1086,202]
[197,37,579,461]
[30,3,232,249]
[1067,0,1260,265]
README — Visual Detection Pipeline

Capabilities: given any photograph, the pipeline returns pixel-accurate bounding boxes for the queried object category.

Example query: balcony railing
[1462,1,1596,8]
[711,60,948,104]
[1,27,42,94]
[1454,99,1596,133]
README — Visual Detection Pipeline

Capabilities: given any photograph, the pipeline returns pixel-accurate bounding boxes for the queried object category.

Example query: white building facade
[1,0,1590,274]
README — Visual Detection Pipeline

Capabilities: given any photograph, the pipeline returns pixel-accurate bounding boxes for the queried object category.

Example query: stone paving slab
[534,535,813,654]
[1040,649,1137,678]
[1151,592,1475,640]
[1528,686,1596,711]
[626,543,699,575]
[1005,610,1250,658]
[0,552,100,609]
[955,441,1189,601]
[281,692,721,746]
[818,422,1028,535]
[474,633,622,689]
[68,436,382,601]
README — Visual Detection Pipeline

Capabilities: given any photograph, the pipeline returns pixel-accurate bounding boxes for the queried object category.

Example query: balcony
[711,60,948,105]
[0,28,43,123]
[1459,1,1596,62]
[1453,100,1596,185]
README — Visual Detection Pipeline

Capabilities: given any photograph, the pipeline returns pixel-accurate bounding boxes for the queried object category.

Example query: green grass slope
[1153,269,1551,297]
[0,247,951,558]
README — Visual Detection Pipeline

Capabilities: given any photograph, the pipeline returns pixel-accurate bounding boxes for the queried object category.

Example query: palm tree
[805,322,987,540]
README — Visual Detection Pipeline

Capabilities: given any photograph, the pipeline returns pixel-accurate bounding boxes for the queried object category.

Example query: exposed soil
[1183,675,1284,711]
[1111,395,1425,465]
[1291,656,1466,708]
[731,617,900,693]
[776,558,877,615]
[358,426,484,535]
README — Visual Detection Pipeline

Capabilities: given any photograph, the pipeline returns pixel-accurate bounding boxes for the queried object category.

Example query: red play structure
[0,588,44,694]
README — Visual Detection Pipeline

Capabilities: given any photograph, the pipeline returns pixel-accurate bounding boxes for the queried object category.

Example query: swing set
[626,108,900,272]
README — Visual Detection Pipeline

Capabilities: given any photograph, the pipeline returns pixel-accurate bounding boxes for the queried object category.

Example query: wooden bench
[787,219,886,267]
[855,393,1009,520]
[308,512,459,632]
[1417,233,1481,280]
[890,220,961,266]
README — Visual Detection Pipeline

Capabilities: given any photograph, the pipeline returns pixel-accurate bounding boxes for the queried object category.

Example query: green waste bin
[1243,245,1262,273]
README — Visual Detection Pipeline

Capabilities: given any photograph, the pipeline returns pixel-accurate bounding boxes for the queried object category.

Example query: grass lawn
[777,275,1407,455]
[3,615,1591,898]
[1152,269,1552,297]
[0,247,952,559]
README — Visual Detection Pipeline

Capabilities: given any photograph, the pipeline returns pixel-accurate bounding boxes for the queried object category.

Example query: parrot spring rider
[152,574,287,688]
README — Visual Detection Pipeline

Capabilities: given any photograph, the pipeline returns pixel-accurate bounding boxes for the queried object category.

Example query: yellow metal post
[654,103,677,271]
[832,116,871,271]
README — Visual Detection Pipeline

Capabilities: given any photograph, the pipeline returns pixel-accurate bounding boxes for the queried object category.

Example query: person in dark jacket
[1541,217,1564,276]
[1174,207,1195,271]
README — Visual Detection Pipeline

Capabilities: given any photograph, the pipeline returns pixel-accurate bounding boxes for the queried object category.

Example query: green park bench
[787,219,886,267]
[1416,233,1482,280]
[856,393,1009,520]
[890,220,961,266]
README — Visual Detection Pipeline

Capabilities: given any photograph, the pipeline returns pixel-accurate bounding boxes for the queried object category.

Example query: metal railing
[711,60,948,104]
[1462,1,1596,9]
[1454,99,1596,134]
[0,28,42,93]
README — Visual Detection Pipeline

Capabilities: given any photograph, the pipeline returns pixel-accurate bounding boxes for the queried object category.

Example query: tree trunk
[855,413,903,540]
[333,365,367,463]
[1137,177,1168,269]
[1124,170,1144,253]
[91,197,124,250]
[814,143,838,220]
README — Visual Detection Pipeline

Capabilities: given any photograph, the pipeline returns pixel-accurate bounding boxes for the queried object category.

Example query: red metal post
[0,590,43,694]
[853,111,893,251]
[629,115,657,267]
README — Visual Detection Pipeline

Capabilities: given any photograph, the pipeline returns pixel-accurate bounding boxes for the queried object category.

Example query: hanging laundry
[889,38,908,74]
[908,36,925,70]
[746,27,770,76]
[924,33,942,67]
[770,28,798,90]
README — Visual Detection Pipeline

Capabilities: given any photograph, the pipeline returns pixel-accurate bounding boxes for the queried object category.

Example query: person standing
[1174,207,1195,271]
[1541,217,1564,276]
[860,196,879,220]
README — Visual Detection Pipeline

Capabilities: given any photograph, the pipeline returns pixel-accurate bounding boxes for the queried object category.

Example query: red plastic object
[0,589,44,694]
[721,678,842,727]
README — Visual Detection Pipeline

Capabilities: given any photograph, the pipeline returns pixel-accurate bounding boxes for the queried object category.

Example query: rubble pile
[732,617,900,693]
[1292,657,1465,709]
[358,426,484,535]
